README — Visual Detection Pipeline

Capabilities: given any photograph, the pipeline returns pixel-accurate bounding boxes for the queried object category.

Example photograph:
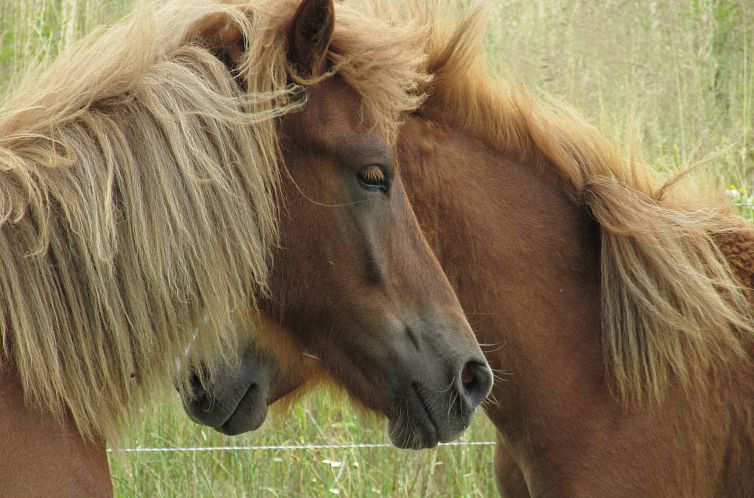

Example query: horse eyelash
[360,165,386,185]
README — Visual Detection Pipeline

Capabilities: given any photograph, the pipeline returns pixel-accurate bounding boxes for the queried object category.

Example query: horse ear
[288,0,335,78]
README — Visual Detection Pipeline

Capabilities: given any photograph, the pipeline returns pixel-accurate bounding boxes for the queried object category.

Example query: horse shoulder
[0,366,112,497]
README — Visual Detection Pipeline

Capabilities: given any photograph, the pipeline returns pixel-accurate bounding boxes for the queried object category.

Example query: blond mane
[366,0,754,405]
[0,0,429,440]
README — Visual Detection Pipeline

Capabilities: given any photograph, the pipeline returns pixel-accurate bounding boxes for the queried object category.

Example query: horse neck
[716,229,754,366]
[716,228,754,308]
[399,113,754,493]
[0,366,112,497]
[398,114,609,423]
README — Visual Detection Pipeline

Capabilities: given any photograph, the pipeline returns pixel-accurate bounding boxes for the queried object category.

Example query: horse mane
[0,0,430,440]
[0,0,288,440]
[372,0,754,405]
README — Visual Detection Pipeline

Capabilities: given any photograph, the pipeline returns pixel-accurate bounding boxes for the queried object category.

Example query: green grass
[2,0,753,496]
[111,391,498,497]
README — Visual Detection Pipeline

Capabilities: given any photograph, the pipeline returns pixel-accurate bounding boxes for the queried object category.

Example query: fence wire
[108,441,496,454]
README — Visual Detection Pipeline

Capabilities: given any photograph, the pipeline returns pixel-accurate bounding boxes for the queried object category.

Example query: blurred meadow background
[1,0,752,496]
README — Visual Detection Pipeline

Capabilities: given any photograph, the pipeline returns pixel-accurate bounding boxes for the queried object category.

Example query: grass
[1,0,753,496]
[480,0,754,221]
[111,390,498,497]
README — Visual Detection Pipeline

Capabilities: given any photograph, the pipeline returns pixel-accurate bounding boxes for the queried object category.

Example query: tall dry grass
[483,0,754,201]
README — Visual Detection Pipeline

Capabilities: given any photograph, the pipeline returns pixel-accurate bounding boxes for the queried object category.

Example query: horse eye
[357,165,388,192]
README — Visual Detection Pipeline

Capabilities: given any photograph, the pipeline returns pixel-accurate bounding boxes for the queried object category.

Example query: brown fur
[0,366,111,496]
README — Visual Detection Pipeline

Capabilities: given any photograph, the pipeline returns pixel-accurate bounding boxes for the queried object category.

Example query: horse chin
[183,379,270,436]
[213,383,270,436]
[386,383,470,450]
[387,417,438,450]
[181,352,276,435]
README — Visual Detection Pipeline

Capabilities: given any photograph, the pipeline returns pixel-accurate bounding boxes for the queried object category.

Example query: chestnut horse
[0,0,492,495]
[184,2,754,496]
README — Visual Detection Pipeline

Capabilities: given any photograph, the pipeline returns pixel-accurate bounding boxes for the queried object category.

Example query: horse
[183,2,754,496]
[0,0,493,495]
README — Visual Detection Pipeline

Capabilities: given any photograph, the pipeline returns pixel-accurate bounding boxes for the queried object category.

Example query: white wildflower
[726,185,741,200]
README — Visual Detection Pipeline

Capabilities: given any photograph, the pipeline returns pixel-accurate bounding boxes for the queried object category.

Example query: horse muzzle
[181,349,277,436]
[386,351,493,449]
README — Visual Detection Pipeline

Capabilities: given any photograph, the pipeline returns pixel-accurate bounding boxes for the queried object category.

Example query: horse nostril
[461,364,475,386]
[459,360,493,408]
[187,366,212,406]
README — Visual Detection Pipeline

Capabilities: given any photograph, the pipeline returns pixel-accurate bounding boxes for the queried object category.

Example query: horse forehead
[297,78,373,149]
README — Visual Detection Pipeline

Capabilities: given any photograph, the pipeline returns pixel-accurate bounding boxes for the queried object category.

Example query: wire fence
[108,441,496,454]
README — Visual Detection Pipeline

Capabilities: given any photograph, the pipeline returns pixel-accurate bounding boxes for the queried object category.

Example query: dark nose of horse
[458,360,493,408]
